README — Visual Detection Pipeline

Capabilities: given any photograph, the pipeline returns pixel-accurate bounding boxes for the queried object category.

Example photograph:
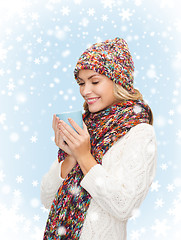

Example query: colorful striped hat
[74,37,135,93]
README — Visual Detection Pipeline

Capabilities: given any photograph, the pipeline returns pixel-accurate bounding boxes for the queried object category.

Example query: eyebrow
[77,74,100,81]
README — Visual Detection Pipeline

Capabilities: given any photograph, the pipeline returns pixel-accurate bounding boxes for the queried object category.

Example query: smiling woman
[78,69,119,113]
[41,37,157,240]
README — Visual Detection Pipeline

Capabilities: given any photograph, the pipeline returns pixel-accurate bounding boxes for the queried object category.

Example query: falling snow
[0,0,181,239]
[119,9,133,21]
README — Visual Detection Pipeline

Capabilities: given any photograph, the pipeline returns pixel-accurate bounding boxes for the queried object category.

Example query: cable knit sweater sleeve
[80,123,157,221]
[40,159,65,209]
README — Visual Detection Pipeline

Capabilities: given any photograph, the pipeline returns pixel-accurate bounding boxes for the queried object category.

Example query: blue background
[0,0,181,239]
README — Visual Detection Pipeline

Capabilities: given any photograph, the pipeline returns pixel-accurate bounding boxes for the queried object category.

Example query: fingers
[59,123,76,145]
[60,120,80,139]
[68,118,84,135]
[52,114,56,130]
[82,121,89,134]
[53,114,63,146]
[52,114,73,155]
[58,129,72,155]
[53,114,59,131]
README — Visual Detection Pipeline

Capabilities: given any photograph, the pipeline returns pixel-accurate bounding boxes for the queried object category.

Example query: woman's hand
[58,118,91,161]
[59,118,98,176]
[52,114,72,155]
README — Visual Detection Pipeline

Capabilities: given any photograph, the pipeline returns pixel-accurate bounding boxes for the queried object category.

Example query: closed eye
[78,82,85,86]
[78,82,99,86]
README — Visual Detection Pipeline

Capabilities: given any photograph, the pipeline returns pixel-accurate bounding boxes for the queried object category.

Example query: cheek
[79,87,83,96]
[102,84,114,97]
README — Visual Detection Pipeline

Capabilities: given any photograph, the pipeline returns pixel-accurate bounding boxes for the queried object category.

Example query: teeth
[87,98,99,103]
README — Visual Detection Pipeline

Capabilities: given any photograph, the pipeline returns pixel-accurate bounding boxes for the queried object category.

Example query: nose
[80,83,92,97]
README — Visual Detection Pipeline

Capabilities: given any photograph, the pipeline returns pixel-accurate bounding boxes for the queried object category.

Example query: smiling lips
[86,97,100,104]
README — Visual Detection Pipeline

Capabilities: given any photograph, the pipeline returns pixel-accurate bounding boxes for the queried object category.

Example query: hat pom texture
[74,37,135,93]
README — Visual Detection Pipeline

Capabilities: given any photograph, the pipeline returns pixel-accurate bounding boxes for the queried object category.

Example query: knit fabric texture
[74,37,135,93]
[43,99,151,239]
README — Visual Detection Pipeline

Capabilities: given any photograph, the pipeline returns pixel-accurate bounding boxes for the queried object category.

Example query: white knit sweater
[41,123,157,240]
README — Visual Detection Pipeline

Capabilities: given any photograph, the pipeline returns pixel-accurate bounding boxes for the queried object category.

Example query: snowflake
[155,115,166,127]
[101,14,108,21]
[16,61,21,70]
[6,28,12,35]
[73,0,82,4]
[79,17,89,27]
[37,37,43,43]
[146,65,158,79]
[151,180,161,192]
[0,170,6,182]
[167,184,175,192]
[170,197,181,223]
[134,0,143,6]
[174,178,181,187]
[32,180,39,187]
[87,8,95,16]
[60,6,71,16]
[30,136,38,143]
[119,8,133,21]
[155,198,165,208]
[33,214,40,221]
[16,36,23,42]
[40,206,49,213]
[16,176,24,184]
[133,105,142,114]
[101,0,115,8]
[160,163,168,170]
[173,89,179,96]
[0,113,6,124]
[69,185,81,196]
[57,226,66,236]
[14,154,20,160]
[130,208,141,220]
[61,49,70,58]
[34,58,40,64]
[55,29,66,40]
[13,189,22,197]
[7,81,16,91]
[10,132,19,142]
[130,230,141,240]
[150,88,156,94]
[168,109,174,116]
[30,198,40,208]
[0,203,28,238]
[30,226,44,239]
[151,219,170,237]
[31,12,40,21]
[168,119,173,125]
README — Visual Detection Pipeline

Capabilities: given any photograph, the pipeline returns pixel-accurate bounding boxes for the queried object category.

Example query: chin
[88,105,104,113]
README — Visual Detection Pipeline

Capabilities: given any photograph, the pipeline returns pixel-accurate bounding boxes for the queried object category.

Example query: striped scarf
[43,99,151,239]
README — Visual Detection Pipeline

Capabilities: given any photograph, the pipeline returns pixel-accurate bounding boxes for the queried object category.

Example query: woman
[41,37,157,240]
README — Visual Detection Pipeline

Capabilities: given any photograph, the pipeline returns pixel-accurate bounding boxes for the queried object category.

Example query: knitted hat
[74,37,135,93]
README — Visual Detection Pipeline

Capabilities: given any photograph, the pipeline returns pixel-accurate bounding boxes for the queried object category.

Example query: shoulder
[112,123,157,151]
[124,123,156,140]
[102,123,157,177]
[128,123,156,138]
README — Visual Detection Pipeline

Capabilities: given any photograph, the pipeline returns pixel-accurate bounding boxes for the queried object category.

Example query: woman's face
[78,69,118,113]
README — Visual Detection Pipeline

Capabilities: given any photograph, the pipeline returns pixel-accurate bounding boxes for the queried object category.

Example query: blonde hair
[83,83,153,125]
